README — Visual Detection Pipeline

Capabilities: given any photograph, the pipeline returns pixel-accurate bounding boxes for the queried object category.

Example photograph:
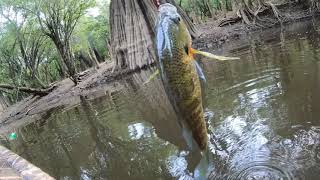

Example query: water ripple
[223,71,280,93]
[229,162,296,180]
[210,150,304,180]
[166,153,193,180]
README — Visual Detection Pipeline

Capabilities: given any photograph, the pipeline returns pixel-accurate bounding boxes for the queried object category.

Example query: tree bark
[110,0,157,71]
[110,0,199,71]
[52,39,77,82]
[88,47,100,69]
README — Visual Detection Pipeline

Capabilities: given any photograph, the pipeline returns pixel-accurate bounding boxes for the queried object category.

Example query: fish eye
[171,16,181,24]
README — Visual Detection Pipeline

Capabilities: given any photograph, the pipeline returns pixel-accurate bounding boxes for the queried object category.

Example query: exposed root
[309,0,320,12]
[266,2,284,23]
[219,0,287,28]
[218,17,241,27]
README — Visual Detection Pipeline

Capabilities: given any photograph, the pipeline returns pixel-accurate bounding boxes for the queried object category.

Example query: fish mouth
[156,17,174,60]
[156,4,181,60]
[170,16,180,25]
[158,3,181,27]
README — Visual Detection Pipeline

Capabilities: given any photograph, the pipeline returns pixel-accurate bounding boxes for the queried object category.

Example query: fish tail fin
[194,147,212,180]
[143,69,160,85]
[191,48,240,61]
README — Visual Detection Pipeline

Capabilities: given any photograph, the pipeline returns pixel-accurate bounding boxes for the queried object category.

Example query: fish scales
[157,5,208,150]
[162,46,207,150]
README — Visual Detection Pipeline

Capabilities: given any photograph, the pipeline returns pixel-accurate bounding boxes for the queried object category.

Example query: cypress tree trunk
[110,0,199,71]
[110,0,157,71]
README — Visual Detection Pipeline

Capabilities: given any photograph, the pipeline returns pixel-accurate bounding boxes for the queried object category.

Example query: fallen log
[0,84,56,96]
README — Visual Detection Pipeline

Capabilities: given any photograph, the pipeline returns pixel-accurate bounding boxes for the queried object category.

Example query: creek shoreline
[0,3,318,133]
[194,2,317,49]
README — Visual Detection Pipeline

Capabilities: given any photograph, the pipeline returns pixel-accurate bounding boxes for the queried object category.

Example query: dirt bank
[0,2,318,133]
[194,2,315,49]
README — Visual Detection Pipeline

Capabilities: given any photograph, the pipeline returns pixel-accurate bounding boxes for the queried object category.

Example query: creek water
[3,20,320,179]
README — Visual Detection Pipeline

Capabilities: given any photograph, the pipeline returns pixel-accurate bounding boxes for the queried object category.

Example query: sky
[0,8,24,29]
[86,0,110,17]
[86,7,100,17]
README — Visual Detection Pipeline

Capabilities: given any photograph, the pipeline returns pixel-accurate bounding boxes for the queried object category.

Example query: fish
[155,3,239,151]
[156,3,207,150]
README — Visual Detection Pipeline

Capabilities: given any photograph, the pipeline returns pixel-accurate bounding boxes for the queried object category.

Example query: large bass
[155,3,239,151]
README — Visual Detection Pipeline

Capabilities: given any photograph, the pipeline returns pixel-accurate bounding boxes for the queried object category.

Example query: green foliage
[73,11,110,60]
[0,0,111,103]
[176,0,234,20]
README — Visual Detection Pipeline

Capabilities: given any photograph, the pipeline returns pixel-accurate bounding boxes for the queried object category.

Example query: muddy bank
[0,62,115,132]
[0,61,157,133]
[194,2,316,49]
[0,3,318,133]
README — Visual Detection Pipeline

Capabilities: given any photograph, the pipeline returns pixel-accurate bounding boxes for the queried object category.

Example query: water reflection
[128,123,153,140]
[203,20,320,179]
[122,69,188,150]
[1,19,320,179]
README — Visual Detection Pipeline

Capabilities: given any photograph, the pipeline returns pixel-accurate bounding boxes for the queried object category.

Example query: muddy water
[3,20,320,179]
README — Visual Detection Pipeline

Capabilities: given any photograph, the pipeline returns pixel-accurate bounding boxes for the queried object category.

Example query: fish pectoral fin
[194,61,206,82]
[143,69,160,85]
[191,48,240,61]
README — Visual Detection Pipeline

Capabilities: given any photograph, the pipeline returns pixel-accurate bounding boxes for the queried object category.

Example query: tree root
[218,17,241,27]
[309,0,320,12]
[219,1,287,28]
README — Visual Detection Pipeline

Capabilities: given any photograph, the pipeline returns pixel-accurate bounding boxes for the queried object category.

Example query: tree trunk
[76,51,92,70]
[92,47,104,63]
[88,47,100,69]
[110,0,199,71]
[110,0,157,71]
[53,40,77,83]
